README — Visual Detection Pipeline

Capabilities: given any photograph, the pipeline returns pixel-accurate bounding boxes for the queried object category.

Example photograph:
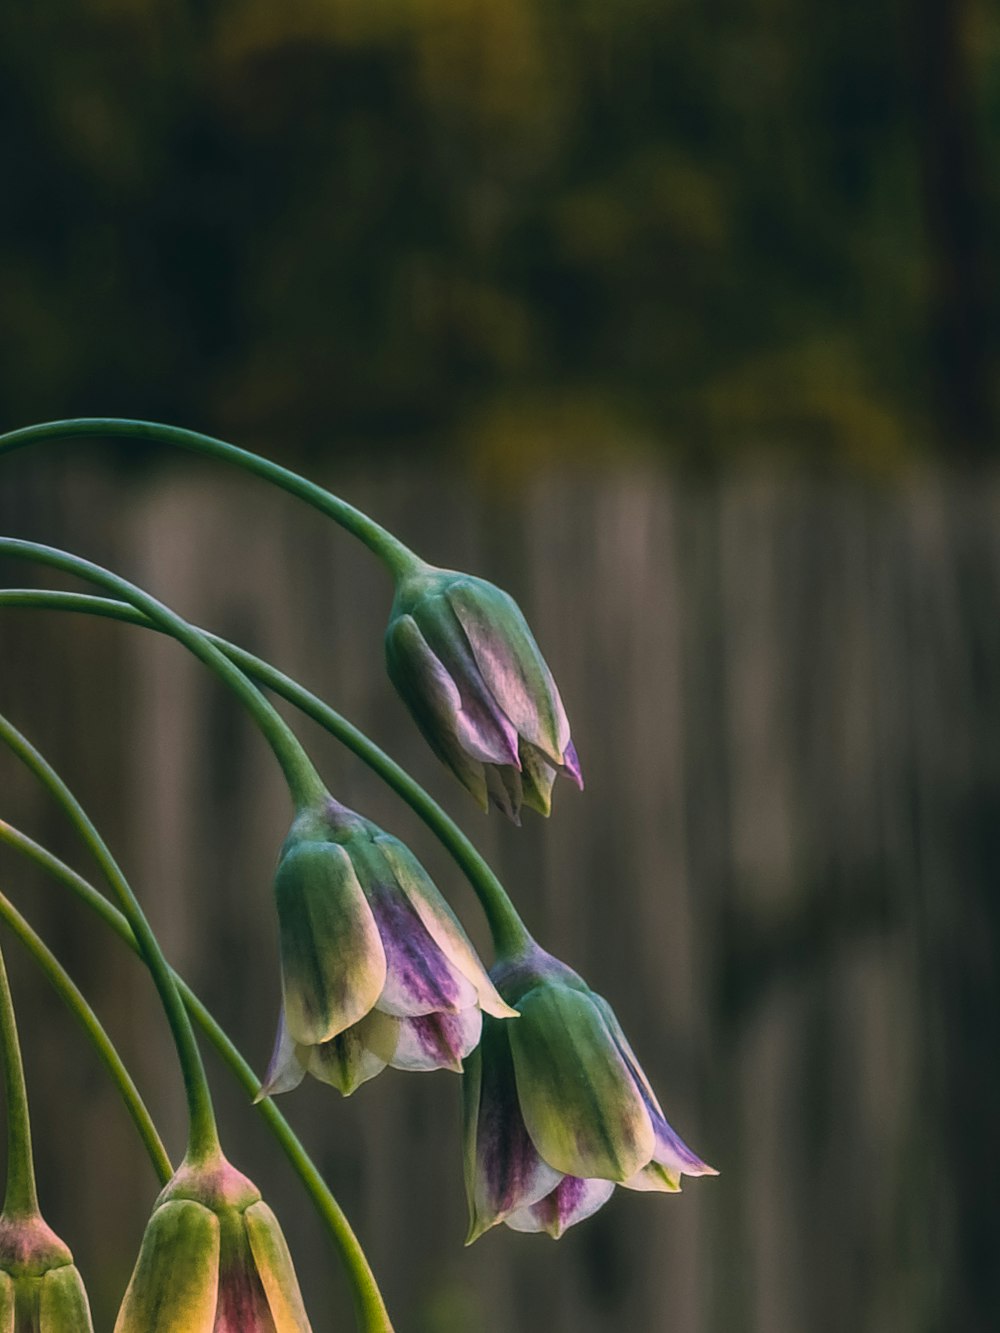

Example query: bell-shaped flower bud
[114,1155,311,1332]
[385,564,582,822]
[260,799,516,1099]
[463,945,716,1241]
[0,1213,94,1331]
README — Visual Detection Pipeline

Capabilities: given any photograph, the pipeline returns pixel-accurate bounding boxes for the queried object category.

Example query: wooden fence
[1,452,997,1331]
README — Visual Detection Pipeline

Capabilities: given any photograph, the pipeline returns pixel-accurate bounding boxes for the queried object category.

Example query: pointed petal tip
[562,740,584,789]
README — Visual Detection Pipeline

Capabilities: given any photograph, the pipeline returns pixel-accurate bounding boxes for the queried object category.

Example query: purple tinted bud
[463,945,716,1241]
[386,565,582,822]
[114,1156,311,1332]
[261,799,516,1099]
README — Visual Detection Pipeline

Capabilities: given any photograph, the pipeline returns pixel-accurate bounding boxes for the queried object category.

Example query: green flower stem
[0,708,221,1167]
[0,821,394,1333]
[0,588,533,957]
[0,937,38,1218]
[0,539,324,810]
[0,859,172,1185]
[0,417,420,580]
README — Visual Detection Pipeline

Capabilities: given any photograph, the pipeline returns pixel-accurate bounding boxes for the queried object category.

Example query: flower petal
[593,996,717,1178]
[446,578,571,763]
[244,1202,313,1332]
[0,1275,11,1333]
[508,984,655,1182]
[113,1199,220,1333]
[307,1010,397,1096]
[39,1266,95,1331]
[257,1012,307,1101]
[275,840,386,1045]
[385,615,490,809]
[462,1020,562,1243]
[485,764,524,823]
[621,1161,682,1193]
[504,1176,615,1238]
[519,747,557,817]
[346,843,478,1018]
[561,739,584,789]
[374,837,517,1020]
[215,1208,278,1333]
[390,1007,481,1073]
[417,594,523,767]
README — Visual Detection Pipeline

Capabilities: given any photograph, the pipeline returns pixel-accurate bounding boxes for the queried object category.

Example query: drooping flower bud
[385,564,582,822]
[260,798,516,1098]
[114,1155,311,1332]
[0,1212,94,1331]
[463,945,716,1241]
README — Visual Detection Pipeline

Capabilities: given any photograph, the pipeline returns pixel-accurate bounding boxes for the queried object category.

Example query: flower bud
[463,945,716,1241]
[114,1155,311,1331]
[0,1212,94,1331]
[261,799,515,1098]
[385,565,582,822]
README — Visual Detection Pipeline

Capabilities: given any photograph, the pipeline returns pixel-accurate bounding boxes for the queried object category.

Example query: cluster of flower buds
[257,560,715,1245]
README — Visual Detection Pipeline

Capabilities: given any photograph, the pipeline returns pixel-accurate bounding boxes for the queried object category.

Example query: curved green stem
[0,938,38,1217]
[0,540,324,809]
[0,709,221,1166]
[0,861,172,1185]
[0,821,393,1333]
[0,418,420,581]
[0,588,532,956]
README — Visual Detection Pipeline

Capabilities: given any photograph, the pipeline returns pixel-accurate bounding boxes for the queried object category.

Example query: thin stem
[0,709,221,1166]
[0,418,420,580]
[0,862,172,1184]
[0,939,38,1217]
[0,589,533,956]
[0,821,394,1333]
[0,540,324,809]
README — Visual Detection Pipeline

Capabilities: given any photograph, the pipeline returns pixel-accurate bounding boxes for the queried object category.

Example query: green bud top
[0,1214,93,1332]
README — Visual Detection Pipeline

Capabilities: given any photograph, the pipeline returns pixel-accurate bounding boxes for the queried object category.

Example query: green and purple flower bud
[385,564,582,822]
[0,1214,93,1331]
[114,1155,311,1332]
[260,799,516,1098]
[463,945,716,1241]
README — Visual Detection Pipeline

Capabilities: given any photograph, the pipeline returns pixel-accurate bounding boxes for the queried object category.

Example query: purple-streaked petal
[593,995,717,1178]
[307,1010,397,1096]
[504,1176,615,1238]
[446,578,571,762]
[214,1234,277,1332]
[385,615,490,809]
[651,1118,718,1178]
[390,1007,481,1072]
[419,593,523,768]
[462,1020,562,1243]
[375,836,518,1020]
[256,1011,307,1100]
[357,867,479,1019]
[561,739,584,789]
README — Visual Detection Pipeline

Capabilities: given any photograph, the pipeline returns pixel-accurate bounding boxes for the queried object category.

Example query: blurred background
[1,1,999,1329]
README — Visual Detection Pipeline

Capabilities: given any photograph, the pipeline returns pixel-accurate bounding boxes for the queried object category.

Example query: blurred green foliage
[0,0,997,468]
